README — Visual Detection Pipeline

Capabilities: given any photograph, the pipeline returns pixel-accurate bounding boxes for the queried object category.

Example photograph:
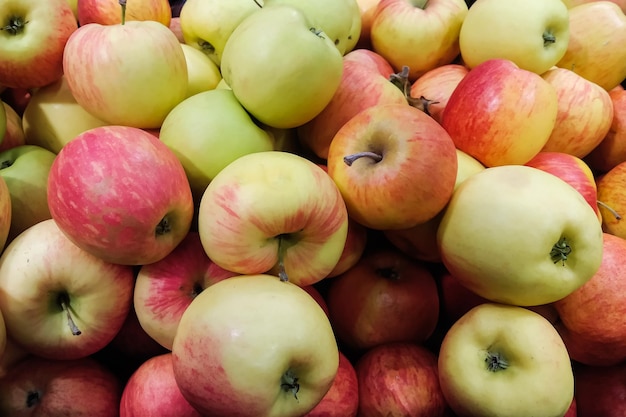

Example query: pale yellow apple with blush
[180,43,222,98]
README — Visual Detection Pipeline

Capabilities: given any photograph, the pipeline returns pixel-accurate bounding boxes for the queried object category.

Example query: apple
[574,362,626,417]
[264,0,362,55]
[556,1,626,91]
[179,43,222,98]
[168,16,184,42]
[326,217,368,278]
[409,63,469,125]
[562,0,626,12]
[540,66,614,158]
[134,231,238,350]
[297,48,408,161]
[0,0,78,89]
[354,0,381,50]
[370,0,469,80]
[437,164,604,306]
[21,75,109,154]
[596,160,626,239]
[553,233,626,366]
[356,342,448,417]
[326,247,440,351]
[158,88,275,204]
[179,0,262,66]
[442,58,559,167]
[63,15,188,129]
[78,0,172,26]
[459,0,570,75]
[0,101,26,152]
[0,335,30,379]
[67,0,78,19]
[0,218,135,360]
[0,176,10,253]
[0,356,122,416]
[171,274,340,417]
[525,151,602,221]
[198,150,349,287]
[585,88,626,173]
[220,5,344,129]
[47,125,194,266]
[0,145,56,243]
[303,351,359,417]
[438,303,574,417]
[120,353,202,417]
[327,103,458,230]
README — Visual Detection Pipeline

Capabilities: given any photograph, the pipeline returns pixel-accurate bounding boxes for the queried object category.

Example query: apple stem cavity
[389,66,439,115]
[543,30,556,47]
[1,15,28,36]
[58,293,82,336]
[155,215,172,236]
[343,151,383,166]
[597,200,622,220]
[119,0,127,25]
[411,0,430,9]
[485,351,509,372]
[550,237,572,266]
[281,369,300,401]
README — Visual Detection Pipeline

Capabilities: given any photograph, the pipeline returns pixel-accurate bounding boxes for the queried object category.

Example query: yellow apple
[179,43,222,98]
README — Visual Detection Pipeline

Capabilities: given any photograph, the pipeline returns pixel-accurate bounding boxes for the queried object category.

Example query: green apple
[0,145,56,243]
[263,0,362,55]
[22,76,108,154]
[180,43,222,98]
[437,164,603,306]
[459,0,570,75]
[159,88,275,203]
[438,303,574,417]
[220,4,344,129]
[179,0,263,66]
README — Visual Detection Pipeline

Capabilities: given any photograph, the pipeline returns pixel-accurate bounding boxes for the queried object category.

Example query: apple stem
[550,237,572,266]
[280,369,300,401]
[597,200,622,220]
[59,293,82,336]
[388,66,439,115]
[119,0,127,25]
[485,351,509,372]
[543,30,556,47]
[252,0,263,7]
[277,235,289,282]
[343,151,383,166]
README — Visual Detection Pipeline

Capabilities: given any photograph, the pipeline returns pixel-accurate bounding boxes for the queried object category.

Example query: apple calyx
[376,267,400,280]
[280,369,300,401]
[155,215,173,236]
[26,390,42,408]
[550,237,572,266]
[543,30,556,48]
[58,292,82,336]
[343,151,383,166]
[1,15,28,36]
[597,200,622,220]
[485,351,509,372]
[389,66,438,115]
[0,158,12,169]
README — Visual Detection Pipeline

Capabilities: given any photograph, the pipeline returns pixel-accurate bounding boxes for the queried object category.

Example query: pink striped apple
[586,88,626,173]
[78,0,172,26]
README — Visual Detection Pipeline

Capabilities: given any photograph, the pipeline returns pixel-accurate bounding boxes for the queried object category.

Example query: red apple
[46,125,194,266]
[585,88,626,173]
[355,342,448,417]
[328,103,457,230]
[573,362,626,417]
[78,0,172,26]
[441,58,558,167]
[596,160,626,239]
[120,353,202,417]
[326,247,440,351]
[0,101,25,152]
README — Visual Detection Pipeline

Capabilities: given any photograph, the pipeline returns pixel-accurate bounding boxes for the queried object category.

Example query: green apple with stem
[0,145,56,243]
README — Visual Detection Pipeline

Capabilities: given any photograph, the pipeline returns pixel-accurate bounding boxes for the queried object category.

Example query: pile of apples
[0,0,626,415]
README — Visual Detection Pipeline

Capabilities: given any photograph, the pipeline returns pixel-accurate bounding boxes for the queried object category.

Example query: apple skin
[562,0,626,12]
[0,356,122,416]
[557,1,626,91]
[297,48,408,161]
[0,218,135,360]
[585,88,626,173]
[540,67,614,158]
[78,0,172,26]
[441,58,559,167]
[0,98,5,143]
[596,160,626,239]
[47,125,194,266]
[0,308,5,363]
[438,303,574,417]
[63,19,188,129]
[303,351,359,417]
[171,274,340,417]
[553,233,626,366]
[356,342,448,417]
[134,231,238,350]
[459,0,570,75]
[0,145,56,243]
[0,101,26,152]
[370,0,469,80]
[198,151,349,287]
[120,353,203,417]
[437,165,604,306]
[0,0,78,89]
[325,217,368,278]
[179,43,222,98]
[327,103,458,230]
[0,175,10,253]
[354,0,381,50]
[573,362,626,417]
